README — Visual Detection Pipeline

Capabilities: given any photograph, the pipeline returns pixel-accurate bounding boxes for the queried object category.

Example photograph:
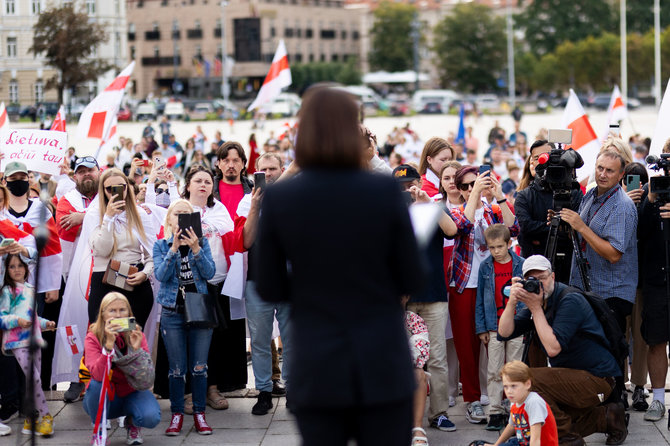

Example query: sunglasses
[75,156,98,167]
[156,188,169,195]
[104,184,127,194]
[458,181,476,191]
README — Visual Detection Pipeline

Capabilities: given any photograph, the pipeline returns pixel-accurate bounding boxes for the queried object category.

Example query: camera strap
[580,186,619,251]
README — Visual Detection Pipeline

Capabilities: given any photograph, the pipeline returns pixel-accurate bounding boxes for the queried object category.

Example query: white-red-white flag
[561,89,601,182]
[247,40,291,111]
[76,62,134,142]
[96,114,118,161]
[650,78,670,157]
[0,102,9,132]
[50,105,66,132]
[602,85,627,140]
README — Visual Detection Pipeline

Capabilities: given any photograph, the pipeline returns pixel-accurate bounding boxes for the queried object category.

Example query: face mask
[156,192,171,208]
[7,180,29,197]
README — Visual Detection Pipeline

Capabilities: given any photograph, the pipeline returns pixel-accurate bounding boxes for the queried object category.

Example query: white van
[164,102,185,120]
[411,90,460,114]
[260,92,302,117]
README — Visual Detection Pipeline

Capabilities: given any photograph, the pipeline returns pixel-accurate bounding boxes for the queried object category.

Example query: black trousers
[295,397,413,446]
[606,296,633,402]
[88,271,154,328]
[206,282,248,392]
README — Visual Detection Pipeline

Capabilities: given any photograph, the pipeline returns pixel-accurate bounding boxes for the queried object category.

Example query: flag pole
[620,0,627,102]
[655,0,661,106]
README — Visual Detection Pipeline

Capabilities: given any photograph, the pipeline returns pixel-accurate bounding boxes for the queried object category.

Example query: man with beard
[55,156,100,402]
[213,141,253,218]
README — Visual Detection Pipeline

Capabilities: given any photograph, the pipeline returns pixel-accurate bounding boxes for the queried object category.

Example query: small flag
[455,103,465,146]
[247,40,292,111]
[602,85,627,140]
[50,105,66,132]
[561,89,600,182]
[0,102,9,131]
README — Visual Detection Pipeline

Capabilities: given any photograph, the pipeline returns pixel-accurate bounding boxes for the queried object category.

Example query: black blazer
[255,169,424,409]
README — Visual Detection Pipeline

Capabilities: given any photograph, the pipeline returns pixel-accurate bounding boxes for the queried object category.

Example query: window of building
[115,32,121,57]
[270,27,275,37]
[172,19,179,30]
[86,0,95,15]
[7,37,17,57]
[5,0,15,15]
[194,19,201,30]
[31,0,41,15]
[9,80,18,103]
[34,81,44,103]
[129,23,136,33]
[305,28,313,38]
[63,0,73,7]
[195,44,202,59]
[154,45,159,58]
[152,22,159,32]
[130,45,136,59]
[114,0,120,13]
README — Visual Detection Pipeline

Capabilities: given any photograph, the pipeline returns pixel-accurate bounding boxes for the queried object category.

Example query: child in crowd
[485,361,558,446]
[402,295,430,446]
[0,254,56,437]
[475,224,525,431]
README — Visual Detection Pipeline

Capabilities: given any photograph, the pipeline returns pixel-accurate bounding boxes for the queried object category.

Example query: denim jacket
[153,236,216,308]
[475,250,525,334]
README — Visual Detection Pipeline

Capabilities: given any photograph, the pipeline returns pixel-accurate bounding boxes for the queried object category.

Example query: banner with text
[0,129,67,176]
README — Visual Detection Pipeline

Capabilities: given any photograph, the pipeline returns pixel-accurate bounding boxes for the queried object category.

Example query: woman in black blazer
[255,86,425,446]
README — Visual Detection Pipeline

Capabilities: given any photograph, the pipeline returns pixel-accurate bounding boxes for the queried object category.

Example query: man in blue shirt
[499,255,627,446]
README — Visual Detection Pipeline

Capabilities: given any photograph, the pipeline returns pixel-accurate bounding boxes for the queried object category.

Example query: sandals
[411,427,429,446]
[207,389,229,410]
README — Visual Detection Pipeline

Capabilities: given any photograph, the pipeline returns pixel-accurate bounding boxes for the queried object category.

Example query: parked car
[591,94,611,110]
[135,103,158,121]
[5,104,20,118]
[473,94,501,112]
[421,101,443,114]
[258,93,301,117]
[412,89,460,114]
[389,97,410,116]
[117,107,132,121]
[189,102,214,121]
[212,99,239,119]
[164,102,185,120]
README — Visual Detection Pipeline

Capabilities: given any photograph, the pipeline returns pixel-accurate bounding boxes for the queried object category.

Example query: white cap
[522,255,552,277]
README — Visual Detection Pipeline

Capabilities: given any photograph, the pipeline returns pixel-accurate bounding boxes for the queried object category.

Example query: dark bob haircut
[295,85,366,170]
[454,165,478,186]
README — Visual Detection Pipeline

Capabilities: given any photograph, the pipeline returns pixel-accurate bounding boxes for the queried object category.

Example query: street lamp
[221,0,229,102]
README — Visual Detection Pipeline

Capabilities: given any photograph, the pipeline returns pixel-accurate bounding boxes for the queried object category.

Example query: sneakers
[126,423,143,445]
[480,394,490,406]
[0,421,10,436]
[466,401,487,424]
[22,414,53,437]
[272,379,286,396]
[252,391,273,416]
[632,387,649,411]
[64,382,85,403]
[193,412,212,435]
[430,414,456,432]
[644,399,665,421]
[0,404,18,423]
[486,413,506,431]
[165,413,183,436]
[448,396,456,407]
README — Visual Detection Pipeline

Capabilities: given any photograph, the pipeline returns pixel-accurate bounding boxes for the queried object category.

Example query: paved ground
[4,388,670,445]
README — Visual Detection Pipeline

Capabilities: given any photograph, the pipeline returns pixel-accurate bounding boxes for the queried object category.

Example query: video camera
[535,129,584,210]
[646,154,670,204]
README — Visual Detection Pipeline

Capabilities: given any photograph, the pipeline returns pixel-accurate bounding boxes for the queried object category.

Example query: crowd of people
[0,85,667,446]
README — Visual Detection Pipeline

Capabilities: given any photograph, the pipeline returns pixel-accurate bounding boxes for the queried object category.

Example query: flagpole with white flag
[601,85,627,141]
[247,40,291,111]
[561,89,600,182]
[649,78,670,157]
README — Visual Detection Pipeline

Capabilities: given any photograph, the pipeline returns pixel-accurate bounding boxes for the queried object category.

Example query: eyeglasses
[156,188,168,195]
[458,181,476,191]
[104,184,127,194]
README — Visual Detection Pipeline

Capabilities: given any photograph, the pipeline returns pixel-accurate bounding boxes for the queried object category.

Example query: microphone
[647,154,660,165]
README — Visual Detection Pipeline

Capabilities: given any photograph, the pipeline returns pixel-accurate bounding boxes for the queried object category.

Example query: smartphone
[254,172,266,192]
[154,156,166,171]
[401,190,414,206]
[141,159,150,167]
[109,317,136,332]
[479,164,492,175]
[111,185,125,202]
[0,238,15,248]
[626,174,640,191]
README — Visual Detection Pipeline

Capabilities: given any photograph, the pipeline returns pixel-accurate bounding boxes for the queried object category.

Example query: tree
[625,0,670,34]
[369,2,418,72]
[290,60,362,93]
[433,3,506,93]
[30,4,112,104]
[515,0,615,55]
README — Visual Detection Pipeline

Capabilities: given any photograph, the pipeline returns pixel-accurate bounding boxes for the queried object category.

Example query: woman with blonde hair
[88,168,156,328]
[154,199,216,435]
[83,292,160,445]
[419,137,456,199]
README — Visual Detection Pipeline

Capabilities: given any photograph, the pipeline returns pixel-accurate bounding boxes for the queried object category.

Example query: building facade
[0,0,127,109]
[127,0,362,99]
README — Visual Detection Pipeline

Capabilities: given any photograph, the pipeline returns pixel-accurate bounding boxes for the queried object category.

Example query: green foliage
[369,2,419,72]
[515,0,615,55]
[30,4,112,104]
[291,60,362,93]
[624,1,670,34]
[433,3,506,93]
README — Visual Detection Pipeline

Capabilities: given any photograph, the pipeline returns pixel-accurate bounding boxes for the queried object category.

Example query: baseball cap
[74,156,99,172]
[4,161,28,177]
[522,255,553,277]
[392,164,421,183]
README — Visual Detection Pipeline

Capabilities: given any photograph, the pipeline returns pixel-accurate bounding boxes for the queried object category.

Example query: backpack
[555,286,629,370]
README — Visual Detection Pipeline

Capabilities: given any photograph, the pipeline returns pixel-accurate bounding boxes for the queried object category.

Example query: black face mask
[6,180,30,197]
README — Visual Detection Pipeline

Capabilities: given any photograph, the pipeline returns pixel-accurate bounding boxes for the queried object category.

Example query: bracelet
[497,198,507,204]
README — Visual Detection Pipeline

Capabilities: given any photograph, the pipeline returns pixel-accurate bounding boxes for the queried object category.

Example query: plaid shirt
[450,202,519,293]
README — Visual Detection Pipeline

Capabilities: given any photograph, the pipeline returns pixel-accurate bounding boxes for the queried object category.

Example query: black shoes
[272,379,286,396]
[251,391,273,416]
[63,382,85,403]
[485,413,506,431]
[632,386,649,411]
[0,403,18,423]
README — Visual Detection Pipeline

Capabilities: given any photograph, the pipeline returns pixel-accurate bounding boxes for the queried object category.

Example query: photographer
[498,255,626,446]
[514,140,582,281]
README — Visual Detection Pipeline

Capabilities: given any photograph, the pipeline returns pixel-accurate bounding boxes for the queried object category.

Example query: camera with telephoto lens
[519,277,541,294]
[646,154,670,205]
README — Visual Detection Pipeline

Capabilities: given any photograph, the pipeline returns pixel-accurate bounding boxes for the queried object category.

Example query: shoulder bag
[102,260,138,292]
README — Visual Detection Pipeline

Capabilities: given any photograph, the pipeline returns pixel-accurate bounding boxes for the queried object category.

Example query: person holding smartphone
[88,169,156,328]
[449,165,519,423]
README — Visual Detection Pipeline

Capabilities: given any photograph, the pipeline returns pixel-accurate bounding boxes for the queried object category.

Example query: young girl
[0,254,56,437]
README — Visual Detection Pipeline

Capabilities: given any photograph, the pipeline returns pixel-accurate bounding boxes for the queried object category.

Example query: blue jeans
[500,437,520,446]
[245,280,292,393]
[160,308,213,414]
[83,380,160,428]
